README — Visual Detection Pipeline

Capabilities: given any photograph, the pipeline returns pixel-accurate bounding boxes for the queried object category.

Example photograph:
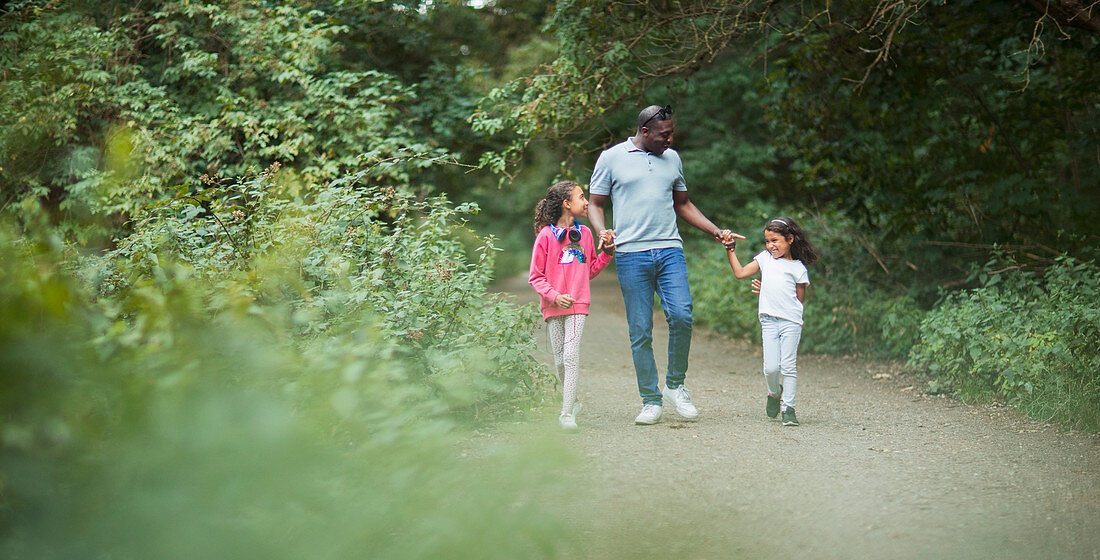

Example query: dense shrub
[1,3,578,554]
[88,166,545,413]
[0,156,566,556]
[0,1,477,244]
[909,258,1100,431]
[0,163,575,556]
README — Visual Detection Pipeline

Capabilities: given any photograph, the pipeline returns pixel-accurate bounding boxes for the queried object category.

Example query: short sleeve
[590,150,612,196]
[672,151,687,192]
[796,263,810,285]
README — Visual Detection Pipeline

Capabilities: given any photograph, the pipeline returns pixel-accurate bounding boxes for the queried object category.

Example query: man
[588,104,741,425]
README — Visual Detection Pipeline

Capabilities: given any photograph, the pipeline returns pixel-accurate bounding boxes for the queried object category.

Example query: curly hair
[763,216,819,265]
[533,180,579,233]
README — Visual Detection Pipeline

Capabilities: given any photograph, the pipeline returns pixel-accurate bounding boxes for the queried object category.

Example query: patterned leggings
[547,314,587,415]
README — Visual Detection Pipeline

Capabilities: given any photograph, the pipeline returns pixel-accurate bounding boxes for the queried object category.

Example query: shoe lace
[676,387,692,403]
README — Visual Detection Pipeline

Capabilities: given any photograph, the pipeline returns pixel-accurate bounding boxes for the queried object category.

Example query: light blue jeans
[761,314,802,411]
[615,248,693,405]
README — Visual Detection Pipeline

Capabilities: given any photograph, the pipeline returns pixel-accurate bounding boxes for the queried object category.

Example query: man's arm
[588,193,610,237]
[672,190,743,246]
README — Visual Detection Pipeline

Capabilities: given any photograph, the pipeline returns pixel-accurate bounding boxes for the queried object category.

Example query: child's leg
[560,314,587,415]
[777,319,803,411]
[760,316,782,397]
[546,317,566,382]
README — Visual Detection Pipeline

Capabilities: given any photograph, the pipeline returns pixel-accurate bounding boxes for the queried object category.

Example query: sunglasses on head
[641,104,673,129]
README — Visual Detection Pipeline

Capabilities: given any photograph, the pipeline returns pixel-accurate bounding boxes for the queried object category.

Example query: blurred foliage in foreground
[0,172,570,558]
[0,3,585,555]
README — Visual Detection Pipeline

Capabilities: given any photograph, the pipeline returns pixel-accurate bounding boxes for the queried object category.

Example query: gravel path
[497,271,1099,560]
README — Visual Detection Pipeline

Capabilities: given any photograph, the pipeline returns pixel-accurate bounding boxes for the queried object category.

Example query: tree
[1025,0,1100,33]
[475,0,1099,289]
[0,0,558,244]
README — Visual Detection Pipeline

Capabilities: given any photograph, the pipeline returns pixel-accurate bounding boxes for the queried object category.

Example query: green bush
[90,167,545,414]
[0,1,474,245]
[0,153,574,556]
[805,285,922,357]
[909,258,1100,431]
[0,178,570,558]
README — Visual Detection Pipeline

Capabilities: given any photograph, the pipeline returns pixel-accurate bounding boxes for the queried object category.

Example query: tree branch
[1023,0,1100,33]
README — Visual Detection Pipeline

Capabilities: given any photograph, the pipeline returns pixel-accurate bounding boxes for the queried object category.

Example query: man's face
[640,119,674,155]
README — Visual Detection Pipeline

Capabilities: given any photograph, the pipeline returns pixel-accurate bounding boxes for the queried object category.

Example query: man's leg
[615,250,662,405]
[654,247,693,390]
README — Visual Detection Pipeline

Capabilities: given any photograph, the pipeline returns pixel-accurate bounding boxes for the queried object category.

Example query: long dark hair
[764,216,819,265]
[533,180,578,233]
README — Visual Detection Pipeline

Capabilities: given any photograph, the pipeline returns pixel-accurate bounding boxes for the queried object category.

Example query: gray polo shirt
[589,138,687,253]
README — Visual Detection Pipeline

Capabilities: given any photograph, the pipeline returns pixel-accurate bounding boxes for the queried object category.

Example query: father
[588,104,741,425]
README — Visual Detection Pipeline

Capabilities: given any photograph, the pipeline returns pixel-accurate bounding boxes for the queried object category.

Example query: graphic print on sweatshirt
[559,242,586,264]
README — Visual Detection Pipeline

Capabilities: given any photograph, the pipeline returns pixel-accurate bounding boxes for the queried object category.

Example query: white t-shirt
[754,250,810,325]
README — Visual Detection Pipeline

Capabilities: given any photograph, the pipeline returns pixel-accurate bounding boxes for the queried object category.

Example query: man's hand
[597,229,617,253]
[716,229,745,250]
[555,294,575,309]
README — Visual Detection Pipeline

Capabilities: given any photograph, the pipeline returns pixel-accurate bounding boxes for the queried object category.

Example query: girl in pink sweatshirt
[529,180,614,430]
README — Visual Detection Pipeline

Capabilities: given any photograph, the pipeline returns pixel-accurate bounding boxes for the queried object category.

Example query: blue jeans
[761,314,802,411]
[615,248,693,405]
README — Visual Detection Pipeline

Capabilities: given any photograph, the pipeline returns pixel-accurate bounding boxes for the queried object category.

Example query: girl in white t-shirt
[726,217,819,426]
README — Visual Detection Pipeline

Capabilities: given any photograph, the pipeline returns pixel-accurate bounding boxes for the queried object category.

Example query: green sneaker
[766,394,780,418]
[781,407,799,426]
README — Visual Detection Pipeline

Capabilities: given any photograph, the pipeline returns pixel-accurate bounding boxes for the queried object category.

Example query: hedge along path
[499,271,1099,560]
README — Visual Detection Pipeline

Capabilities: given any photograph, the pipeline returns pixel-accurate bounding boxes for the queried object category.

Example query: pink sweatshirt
[528,224,613,320]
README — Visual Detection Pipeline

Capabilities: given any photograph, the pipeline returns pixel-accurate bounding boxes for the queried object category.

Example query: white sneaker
[634,404,662,425]
[559,402,581,430]
[662,385,699,419]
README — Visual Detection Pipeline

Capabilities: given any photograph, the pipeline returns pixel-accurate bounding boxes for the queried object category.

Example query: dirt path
[498,272,1099,560]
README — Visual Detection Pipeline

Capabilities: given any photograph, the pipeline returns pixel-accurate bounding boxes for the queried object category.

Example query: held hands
[714,229,745,251]
[554,293,575,309]
[597,229,616,254]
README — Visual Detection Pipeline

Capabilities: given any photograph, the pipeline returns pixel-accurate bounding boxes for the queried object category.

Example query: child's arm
[587,228,613,279]
[726,246,760,279]
[589,251,613,279]
[795,265,809,303]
